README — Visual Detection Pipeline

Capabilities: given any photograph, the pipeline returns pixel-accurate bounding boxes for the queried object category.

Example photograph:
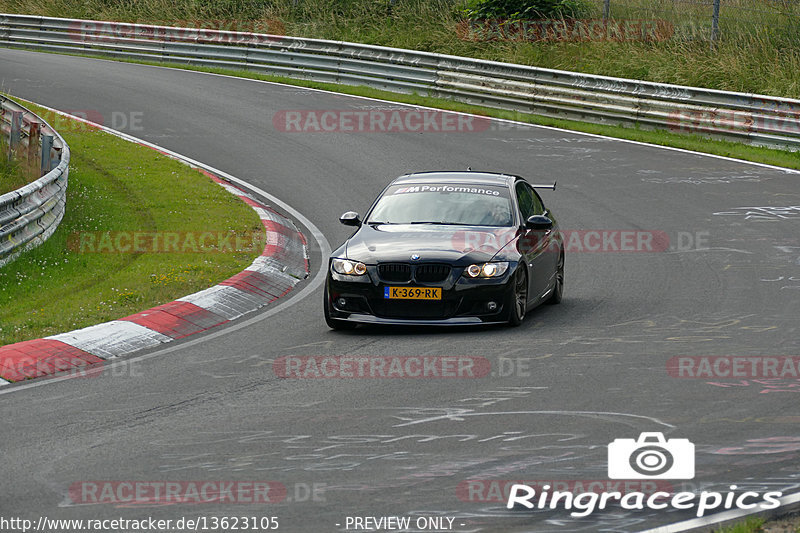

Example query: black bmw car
[324,171,564,329]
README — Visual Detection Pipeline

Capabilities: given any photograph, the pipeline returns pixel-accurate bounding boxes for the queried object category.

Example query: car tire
[547,252,564,305]
[507,268,527,327]
[324,282,357,330]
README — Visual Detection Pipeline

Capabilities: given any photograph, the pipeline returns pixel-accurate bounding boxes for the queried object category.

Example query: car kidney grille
[378,263,412,282]
[414,264,451,282]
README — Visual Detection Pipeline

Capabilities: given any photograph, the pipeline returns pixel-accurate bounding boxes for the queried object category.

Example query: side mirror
[339,211,361,227]
[526,215,553,230]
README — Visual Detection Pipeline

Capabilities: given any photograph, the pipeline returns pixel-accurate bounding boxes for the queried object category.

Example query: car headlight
[464,262,509,278]
[332,258,368,276]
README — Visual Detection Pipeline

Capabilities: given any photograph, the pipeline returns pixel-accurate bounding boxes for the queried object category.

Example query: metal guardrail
[0,95,70,268]
[1,14,799,150]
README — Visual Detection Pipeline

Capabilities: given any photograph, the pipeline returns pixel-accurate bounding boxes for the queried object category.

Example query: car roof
[391,171,520,187]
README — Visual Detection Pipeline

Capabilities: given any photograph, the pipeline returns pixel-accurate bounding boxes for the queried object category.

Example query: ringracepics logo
[506,433,783,517]
[272,110,491,133]
[608,433,694,479]
[506,483,782,518]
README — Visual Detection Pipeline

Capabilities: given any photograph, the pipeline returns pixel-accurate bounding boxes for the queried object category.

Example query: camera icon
[608,432,695,479]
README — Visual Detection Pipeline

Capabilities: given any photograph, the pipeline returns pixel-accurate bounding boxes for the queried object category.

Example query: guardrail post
[710,0,721,49]
[27,121,40,164]
[9,110,22,156]
[40,134,53,174]
[603,0,611,22]
[51,146,61,171]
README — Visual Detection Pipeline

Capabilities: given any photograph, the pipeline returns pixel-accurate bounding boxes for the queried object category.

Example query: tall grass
[0,141,38,195]
[0,0,798,97]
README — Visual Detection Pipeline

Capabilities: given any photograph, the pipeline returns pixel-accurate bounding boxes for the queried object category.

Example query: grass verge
[714,513,800,532]
[0,98,263,346]
[715,517,766,533]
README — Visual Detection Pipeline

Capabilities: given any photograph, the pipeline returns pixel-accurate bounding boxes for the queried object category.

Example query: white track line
[20,51,799,175]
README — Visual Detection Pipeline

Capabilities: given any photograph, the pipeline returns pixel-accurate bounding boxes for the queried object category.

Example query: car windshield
[367,183,514,226]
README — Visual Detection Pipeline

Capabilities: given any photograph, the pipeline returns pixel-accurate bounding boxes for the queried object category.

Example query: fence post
[603,0,611,21]
[10,110,22,156]
[710,0,721,49]
[40,134,53,174]
[27,122,40,165]
[51,146,61,172]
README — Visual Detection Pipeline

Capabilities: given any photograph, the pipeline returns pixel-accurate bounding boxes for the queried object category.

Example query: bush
[464,0,592,20]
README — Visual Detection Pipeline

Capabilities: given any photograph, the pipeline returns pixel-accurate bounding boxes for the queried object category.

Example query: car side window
[515,183,531,220]
[530,187,545,215]
[515,182,537,221]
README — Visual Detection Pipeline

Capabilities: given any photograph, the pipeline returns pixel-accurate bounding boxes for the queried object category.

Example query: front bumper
[334,314,504,326]
[326,263,515,325]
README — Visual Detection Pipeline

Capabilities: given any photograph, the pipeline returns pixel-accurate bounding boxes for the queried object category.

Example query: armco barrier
[1,14,799,150]
[0,95,69,268]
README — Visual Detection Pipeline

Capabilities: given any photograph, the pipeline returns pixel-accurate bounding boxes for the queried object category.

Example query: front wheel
[506,268,528,327]
[324,282,357,330]
[547,253,564,305]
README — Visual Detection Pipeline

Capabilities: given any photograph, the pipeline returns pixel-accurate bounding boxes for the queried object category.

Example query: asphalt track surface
[1,48,800,532]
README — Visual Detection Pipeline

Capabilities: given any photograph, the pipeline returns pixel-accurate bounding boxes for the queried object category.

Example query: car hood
[344,224,518,264]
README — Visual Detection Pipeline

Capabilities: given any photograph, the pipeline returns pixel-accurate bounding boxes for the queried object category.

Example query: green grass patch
[0,98,262,346]
[713,516,765,533]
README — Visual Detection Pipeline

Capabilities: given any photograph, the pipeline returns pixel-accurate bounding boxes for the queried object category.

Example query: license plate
[384,286,442,300]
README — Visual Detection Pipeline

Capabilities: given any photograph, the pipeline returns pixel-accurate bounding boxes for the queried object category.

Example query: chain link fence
[586,0,800,46]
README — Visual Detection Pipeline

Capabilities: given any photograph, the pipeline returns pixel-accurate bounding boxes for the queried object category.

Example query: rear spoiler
[532,182,556,190]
